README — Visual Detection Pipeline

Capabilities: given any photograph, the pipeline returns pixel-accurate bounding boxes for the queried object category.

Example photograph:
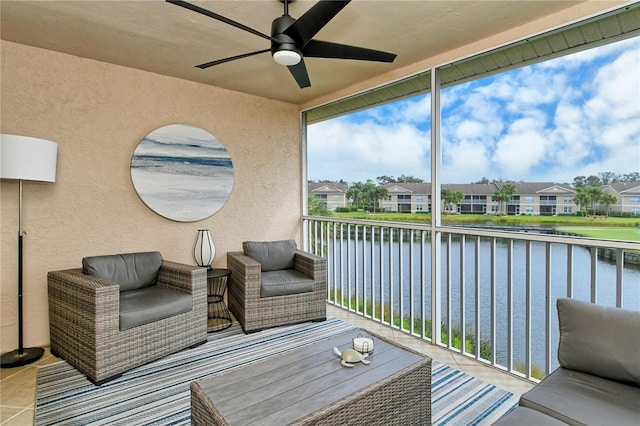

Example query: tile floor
[1,348,58,425]
[0,306,533,425]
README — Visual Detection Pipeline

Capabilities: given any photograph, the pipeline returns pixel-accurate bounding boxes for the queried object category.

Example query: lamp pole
[1,180,45,367]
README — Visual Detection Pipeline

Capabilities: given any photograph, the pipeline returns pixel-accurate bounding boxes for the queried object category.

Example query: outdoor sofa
[494,297,640,425]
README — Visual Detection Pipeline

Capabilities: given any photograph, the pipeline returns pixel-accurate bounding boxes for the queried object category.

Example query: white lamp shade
[1,134,58,182]
[193,229,215,267]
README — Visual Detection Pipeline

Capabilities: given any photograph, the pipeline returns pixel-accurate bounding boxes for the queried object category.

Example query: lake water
[326,236,640,371]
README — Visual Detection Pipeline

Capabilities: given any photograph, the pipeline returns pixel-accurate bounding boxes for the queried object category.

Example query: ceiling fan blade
[284,0,351,47]
[166,0,278,43]
[196,49,270,69]
[287,59,311,88]
[303,39,397,62]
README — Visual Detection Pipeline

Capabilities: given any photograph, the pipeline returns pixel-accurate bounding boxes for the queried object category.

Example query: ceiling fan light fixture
[273,49,301,66]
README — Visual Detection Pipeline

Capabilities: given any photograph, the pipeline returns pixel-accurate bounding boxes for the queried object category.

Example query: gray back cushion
[557,297,640,386]
[243,240,296,272]
[82,251,163,292]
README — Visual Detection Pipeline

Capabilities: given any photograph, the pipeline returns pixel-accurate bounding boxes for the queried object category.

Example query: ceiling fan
[166,0,397,89]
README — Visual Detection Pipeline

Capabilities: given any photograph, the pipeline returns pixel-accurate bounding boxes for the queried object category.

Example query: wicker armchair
[227,240,327,334]
[48,253,207,385]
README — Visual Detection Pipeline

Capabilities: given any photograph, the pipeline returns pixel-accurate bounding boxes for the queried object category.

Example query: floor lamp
[0,134,58,367]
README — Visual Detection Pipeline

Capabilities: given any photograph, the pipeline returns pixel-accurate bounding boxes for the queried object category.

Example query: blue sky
[308,36,640,185]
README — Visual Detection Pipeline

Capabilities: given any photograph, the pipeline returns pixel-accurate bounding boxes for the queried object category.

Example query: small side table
[206,268,233,332]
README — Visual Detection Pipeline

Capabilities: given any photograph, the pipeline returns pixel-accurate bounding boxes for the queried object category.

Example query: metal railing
[303,215,639,382]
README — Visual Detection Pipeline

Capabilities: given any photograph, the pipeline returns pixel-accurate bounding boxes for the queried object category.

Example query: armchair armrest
[48,268,120,349]
[294,250,327,283]
[228,251,262,294]
[157,260,207,295]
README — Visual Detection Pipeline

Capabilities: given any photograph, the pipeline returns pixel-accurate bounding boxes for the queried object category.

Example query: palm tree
[587,186,603,215]
[573,187,591,217]
[361,180,379,210]
[372,186,389,210]
[451,191,464,213]
[493,183,517,215]
[492,190,509,215]
[441,188,453,213]
[347,182,366,208]
[308,193,329,216]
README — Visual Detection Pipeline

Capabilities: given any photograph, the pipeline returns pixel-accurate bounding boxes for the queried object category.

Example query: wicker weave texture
[47,260,207,384]
[294,359,431,426]
[227,250,327,333]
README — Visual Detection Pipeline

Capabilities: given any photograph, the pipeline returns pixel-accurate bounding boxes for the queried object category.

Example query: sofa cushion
[83,252,163,293]
[119,286,192,331]
[243,240,296,272]
[557,297,640,385]
[493,406,568,425]
[260,269,315,297]
[519,367,640,426]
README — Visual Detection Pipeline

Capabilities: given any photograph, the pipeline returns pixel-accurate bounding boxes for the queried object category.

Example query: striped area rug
[35,318,517,425]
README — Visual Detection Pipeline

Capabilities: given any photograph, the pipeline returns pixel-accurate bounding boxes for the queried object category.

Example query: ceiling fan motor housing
[271,14,301,64]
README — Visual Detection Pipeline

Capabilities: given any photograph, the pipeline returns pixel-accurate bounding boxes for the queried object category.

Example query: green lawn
[329,211,640,242]
[557,227,640,242]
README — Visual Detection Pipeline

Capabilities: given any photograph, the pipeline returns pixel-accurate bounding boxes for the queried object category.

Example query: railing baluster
[347,223,353,312]
[567,244,573,298]
[590,247,598,304]
[379,226,385,324]
[389,227,395,327]
[447,233,453,349]
[616,249,624,308]
[545,242,552,377]
[333,224,344,306]
[490,237,497,366]
[460,234,466,354]
[475,235,481,360]
[399,228,405,330]
[409,229,415,335]
[362,225,368,317]
[421,230,427,340]
[526,240,532,379]
[371,226,377,321]
[507,239,513,372]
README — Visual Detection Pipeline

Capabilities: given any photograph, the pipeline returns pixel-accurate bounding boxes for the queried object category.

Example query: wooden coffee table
[191,329,431,425]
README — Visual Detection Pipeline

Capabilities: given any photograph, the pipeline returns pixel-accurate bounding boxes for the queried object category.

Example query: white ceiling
[1,0,589,105]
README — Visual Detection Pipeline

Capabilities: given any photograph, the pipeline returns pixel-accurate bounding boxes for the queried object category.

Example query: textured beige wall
[0,41,301,351]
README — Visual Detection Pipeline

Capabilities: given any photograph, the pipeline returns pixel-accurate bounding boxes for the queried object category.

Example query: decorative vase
[193,229,215,269]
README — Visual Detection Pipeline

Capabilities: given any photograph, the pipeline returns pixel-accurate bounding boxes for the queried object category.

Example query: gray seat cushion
[557,298,640,385]
[260,269,315,297]
[519,367,640,426]
[493,406,568,425]
[243,240,296,272]
[119,286,192,330]
[83,251,163,292]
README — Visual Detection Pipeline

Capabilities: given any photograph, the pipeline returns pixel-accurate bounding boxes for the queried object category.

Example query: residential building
[382,182,582,215]
[602,182,640,214]
[309,182,348,211]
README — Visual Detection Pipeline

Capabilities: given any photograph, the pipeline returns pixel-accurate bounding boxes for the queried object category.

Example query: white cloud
[493,118,550,178]
[308,37,640,185]
[442,139,491,183]
[308,118,429,183]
